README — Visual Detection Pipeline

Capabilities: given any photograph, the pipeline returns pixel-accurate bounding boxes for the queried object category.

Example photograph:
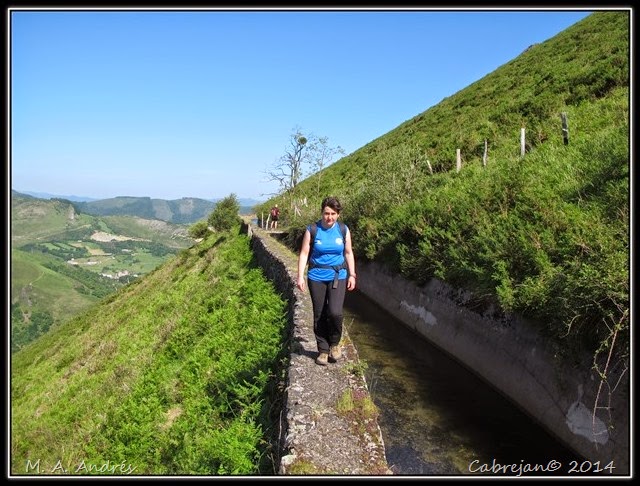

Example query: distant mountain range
[15,190,99,202]
[11,190,263,224]
[15,190,263,206]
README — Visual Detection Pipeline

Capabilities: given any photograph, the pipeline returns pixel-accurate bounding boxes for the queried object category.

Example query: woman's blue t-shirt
[307,221,348,282]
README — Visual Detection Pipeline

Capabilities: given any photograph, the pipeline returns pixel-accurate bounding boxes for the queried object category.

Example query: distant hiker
[297,196,356,366]
[269,204,280,230]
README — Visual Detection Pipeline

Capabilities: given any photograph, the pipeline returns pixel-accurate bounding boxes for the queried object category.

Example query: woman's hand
[297,275,306,291]
[347,274,356,291]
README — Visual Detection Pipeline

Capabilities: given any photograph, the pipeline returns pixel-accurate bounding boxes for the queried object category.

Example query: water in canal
[343,289,584,477]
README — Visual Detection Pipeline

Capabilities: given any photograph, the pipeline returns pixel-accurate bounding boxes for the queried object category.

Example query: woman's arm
[344,228,356,291]
[297,229,311,291]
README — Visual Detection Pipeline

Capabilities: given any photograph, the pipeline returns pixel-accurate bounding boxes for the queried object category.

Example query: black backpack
[308,221,348,288]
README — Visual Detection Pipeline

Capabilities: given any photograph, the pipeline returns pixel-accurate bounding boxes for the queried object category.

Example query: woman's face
[321,206,339,226]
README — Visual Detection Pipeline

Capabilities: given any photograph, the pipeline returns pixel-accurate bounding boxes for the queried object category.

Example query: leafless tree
[264,127,308,197]
[308,136,345,195]
[264,127,343,200]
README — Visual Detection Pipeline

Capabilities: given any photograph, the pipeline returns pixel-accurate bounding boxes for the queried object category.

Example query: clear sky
[9,7,596,202]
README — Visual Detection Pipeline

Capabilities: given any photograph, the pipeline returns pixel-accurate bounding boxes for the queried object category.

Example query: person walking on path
[269,204,280,230]
[297,196,357,365]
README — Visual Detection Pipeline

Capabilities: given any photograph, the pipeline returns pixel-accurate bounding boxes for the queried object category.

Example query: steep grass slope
[11,228,289,475]
[262,11,629,368]
[11,193,196,351]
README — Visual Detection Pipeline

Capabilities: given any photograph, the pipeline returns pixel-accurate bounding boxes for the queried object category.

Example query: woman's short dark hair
[321,196,342,214]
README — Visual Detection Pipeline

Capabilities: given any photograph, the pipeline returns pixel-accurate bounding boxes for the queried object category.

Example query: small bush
[188,221,209,239]
[207,194,242,232]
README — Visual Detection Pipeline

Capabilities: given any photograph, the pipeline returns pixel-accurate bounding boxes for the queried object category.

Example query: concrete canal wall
[355,260,629,475]
[246,223,629,475]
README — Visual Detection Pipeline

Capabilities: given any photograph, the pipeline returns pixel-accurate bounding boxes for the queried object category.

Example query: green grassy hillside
[260,12,629,369]
[9,11,629,476]
[11,227,289,475]
[10,249,110,352]
[11,193,196,351]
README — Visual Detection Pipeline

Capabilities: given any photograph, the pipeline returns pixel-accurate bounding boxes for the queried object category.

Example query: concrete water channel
[253,225,627,477]
[343,289,585,476]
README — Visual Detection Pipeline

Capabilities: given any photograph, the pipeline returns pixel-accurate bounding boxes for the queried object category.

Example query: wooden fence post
[456,149,461,173]
[561,112,569,145]
[426,159,433,175]
[482,139,488,168]
[520,127,526,157]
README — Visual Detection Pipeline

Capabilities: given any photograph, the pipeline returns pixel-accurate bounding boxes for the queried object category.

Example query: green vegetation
[343,359,369,379]
[71,196,216,224]
[11,225,289,475]
[11,194,196,351]
[336,388,379,422]
[260,12,629,379]
[189,221,210,239]
[64,194,261,224]
[10,248,113,352]
[286,458,320,475]
[207,194,242,232]
[10,12,629,476]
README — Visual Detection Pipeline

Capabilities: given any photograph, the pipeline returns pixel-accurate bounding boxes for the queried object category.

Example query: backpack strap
[308,221,348,288]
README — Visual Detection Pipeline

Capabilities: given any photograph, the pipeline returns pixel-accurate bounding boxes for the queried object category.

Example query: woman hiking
[296,196,357,365]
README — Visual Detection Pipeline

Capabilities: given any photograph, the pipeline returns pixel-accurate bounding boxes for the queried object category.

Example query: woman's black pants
[307,278,347,354]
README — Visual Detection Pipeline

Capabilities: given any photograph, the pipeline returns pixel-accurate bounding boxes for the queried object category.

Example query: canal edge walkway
[247,223,392,476]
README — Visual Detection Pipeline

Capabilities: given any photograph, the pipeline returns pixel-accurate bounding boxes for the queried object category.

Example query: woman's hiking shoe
[316,352,329,366]
[329,344,342,362]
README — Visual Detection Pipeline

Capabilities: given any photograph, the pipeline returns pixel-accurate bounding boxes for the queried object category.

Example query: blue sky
[9,7,596,201]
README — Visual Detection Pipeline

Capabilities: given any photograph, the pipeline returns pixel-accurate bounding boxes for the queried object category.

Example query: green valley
[10,192,197,352]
